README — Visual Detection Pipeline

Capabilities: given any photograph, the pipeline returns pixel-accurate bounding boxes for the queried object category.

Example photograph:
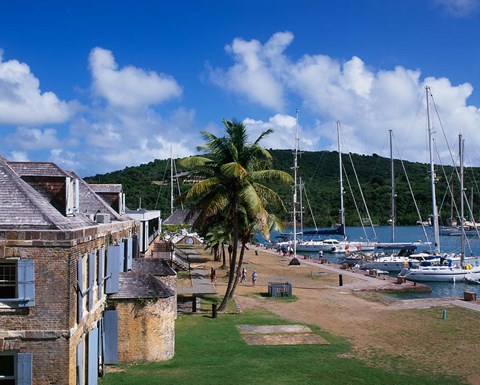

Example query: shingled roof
[163,209,199,225]
[108,272,175,300]
[132,258,176,277]
[0,158,94,229]
[8,162,69,177]
[0,156,129,230]
[89,184,123,194]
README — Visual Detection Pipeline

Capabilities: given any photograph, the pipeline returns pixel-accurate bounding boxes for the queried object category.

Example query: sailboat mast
[459,134,465,265]
[299,176,303,238]
[426,86,440,254]
[170,146,174,216]
[292,109,299,257]
[390,129,395,243]
[337,121,345,241]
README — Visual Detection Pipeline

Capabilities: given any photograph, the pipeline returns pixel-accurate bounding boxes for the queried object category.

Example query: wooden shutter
[88,252,95,311]
[17,260,35,308]
[88,325,99,385]
[103,310,118,364]
[124,238,132,271]
[77,258,83,322]
[17,353,32,385]
[118,241,125,273]
[98,318,105,377]
[97,248,104,300]
[105,246,120,294]
[76,340,83,385]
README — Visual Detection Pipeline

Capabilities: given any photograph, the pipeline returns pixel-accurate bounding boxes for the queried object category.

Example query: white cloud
[433,0,479,17]
[9,151,29,162]
[0,51,71,125]
[49,149,81,171]
[212,32,480,166]
[71,106,199,175]
[6,127,60,150]
[89,47,182,109]
[243,113,316,150]
[208,33,290,111]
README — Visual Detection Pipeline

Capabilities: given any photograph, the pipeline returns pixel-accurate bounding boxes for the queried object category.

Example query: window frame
[0,261,17,300]
[0,259,35,308]
[0,352,16,383]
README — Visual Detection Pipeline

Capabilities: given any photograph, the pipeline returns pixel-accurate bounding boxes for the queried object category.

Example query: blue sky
[1,0,480,176]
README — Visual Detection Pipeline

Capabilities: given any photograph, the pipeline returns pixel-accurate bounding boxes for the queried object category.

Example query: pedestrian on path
[240,267,247,283]
[210,267,216,283]
[252,270,257,286]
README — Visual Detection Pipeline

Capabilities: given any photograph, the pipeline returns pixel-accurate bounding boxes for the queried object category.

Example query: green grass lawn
[99,309,465,385]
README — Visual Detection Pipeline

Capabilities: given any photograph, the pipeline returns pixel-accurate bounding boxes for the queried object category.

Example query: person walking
[210,267,216,283]
[252,270,258,286]
[240,267,247,283]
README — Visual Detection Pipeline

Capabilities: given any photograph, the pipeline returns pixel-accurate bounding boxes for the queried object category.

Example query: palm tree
[230,212,283,298]
[204,224,231,265]
[180,119,292,311]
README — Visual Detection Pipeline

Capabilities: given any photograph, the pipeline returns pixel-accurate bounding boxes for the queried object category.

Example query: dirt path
[199,245,480,385]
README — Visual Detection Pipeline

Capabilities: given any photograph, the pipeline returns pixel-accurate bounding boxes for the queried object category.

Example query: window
[0,260,35,308]
[0,352,32,385]
[0,263,16,299]
[0,354,15,385]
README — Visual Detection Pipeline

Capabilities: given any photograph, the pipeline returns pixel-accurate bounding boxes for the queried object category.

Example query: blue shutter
[77,258,83,322]
[97,248,104,300]
[76,340,83,385]
[105,246,120,294]
[17,353,32,385]
[103,310,118,364]
[118,241,125,273]
[88,325,99,385]
[88,252,95,311]
[99,318,105,376]
[124,238,132,271]
[17,260,35,307]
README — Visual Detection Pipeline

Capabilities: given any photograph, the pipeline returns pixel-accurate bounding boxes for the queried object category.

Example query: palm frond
[221,162,247,179]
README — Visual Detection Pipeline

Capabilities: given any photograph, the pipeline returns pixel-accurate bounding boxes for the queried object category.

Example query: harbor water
[265,225,480,299]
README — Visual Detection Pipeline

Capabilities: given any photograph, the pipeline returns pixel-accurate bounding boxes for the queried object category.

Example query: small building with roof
[106,272,176,363]
[125,208,162,253]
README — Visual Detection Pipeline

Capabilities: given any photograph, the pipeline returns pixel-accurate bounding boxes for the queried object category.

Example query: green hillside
[84,149,480,227]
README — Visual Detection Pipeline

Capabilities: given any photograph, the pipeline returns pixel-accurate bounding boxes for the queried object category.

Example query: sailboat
[296,121,377,254]
[360,130,432,272]
[400,87,480,282]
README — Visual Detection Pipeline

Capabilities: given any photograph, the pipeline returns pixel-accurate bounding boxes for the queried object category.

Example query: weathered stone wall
[115,295,175,363]
[156,275,177,319]
[0,220,140,385]
[2,336,70,385]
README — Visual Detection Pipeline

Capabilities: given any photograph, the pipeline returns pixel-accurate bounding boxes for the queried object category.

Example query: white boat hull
[362,259,412,272]
[296,240,376,253]
[400,266,480,282]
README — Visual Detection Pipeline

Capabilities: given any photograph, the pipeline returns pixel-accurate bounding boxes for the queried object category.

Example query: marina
[265,225,480,299]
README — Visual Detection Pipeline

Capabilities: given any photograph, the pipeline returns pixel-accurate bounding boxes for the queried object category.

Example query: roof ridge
[0,161,59,228]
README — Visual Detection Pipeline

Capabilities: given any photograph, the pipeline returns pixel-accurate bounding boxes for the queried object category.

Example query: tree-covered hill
[84,149,480,227]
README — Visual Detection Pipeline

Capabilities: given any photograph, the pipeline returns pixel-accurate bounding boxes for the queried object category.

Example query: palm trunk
[218,201,239,311]
[229,241,246,299]
[227,244,233,265]
[213,244,221,261]
[221,243,226,268]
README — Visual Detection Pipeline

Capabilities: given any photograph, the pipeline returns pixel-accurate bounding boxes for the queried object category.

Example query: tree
[204,224,231,266]
[230,212,283,298]
[180,119,292,311]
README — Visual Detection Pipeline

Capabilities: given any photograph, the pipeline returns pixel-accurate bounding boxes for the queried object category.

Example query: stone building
[107,272,175,363]
[0,157,176,385]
